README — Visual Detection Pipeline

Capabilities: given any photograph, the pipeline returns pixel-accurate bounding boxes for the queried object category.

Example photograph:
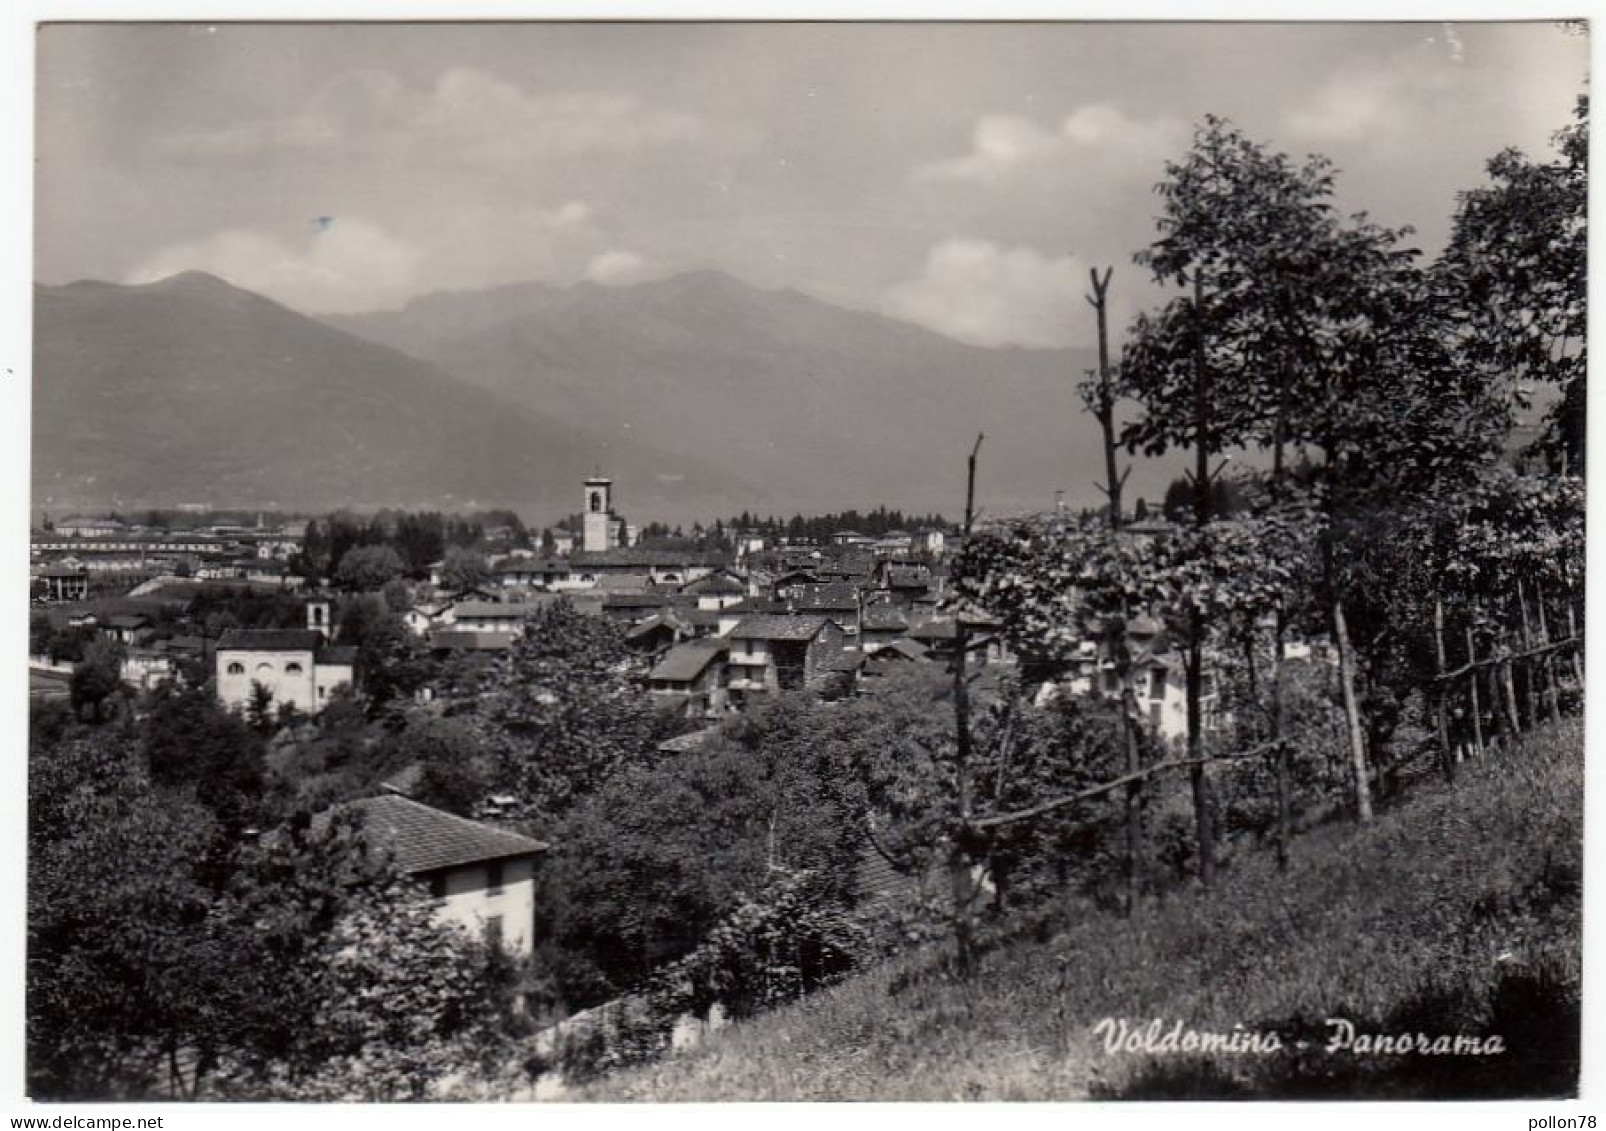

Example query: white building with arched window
[215,628,355,715]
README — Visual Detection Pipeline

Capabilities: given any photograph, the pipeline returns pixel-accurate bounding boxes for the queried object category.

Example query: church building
[582,474,627,553]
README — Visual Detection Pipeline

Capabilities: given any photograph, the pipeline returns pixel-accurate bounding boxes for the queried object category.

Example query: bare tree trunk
[1333,597,1372,822]
[1119,684,1143,918]
[1517,580,1537,729]
[1269,415,1290,869]
[1187,271,1218,884]
[1534,580,1562,724]
[1085,267,1129,529]
[1271,611,1291,870]
[1432,597,1455,781]
[1566,601,1584,686]
[1499,632,1522,736]
[1185,638,1217,884]
[948,433,984,978]
[1463,624,1485,758]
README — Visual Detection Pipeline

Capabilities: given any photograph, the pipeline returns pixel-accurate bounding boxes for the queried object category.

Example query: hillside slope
[328,271,1145,517]
[581,721,1583,1100]
[32,273,738,518]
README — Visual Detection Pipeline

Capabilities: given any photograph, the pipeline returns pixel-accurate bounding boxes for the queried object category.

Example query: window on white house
[1149,668,1167,700]
[285,662,304,674]
[226,662,245,675]
[429,874,446,901]
[486,860,504,895]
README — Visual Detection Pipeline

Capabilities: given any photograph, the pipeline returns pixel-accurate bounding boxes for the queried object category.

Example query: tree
[470,600,653,822]
[29,612,52,658]
[383,718,493,817]
[246,681,276,734]
[1119,115,1329,874]
[208,825,501,1101]
[70,637,126,724]
[336,594,432,714]
[333,544,407,593]
[1080,267,1131,527]
[441,547,493,593]
[140,681,269,834]
[538,699,865,1007]
[28,725,230,1099]
[1120,115,1502,837]
[1438,94,1586,474]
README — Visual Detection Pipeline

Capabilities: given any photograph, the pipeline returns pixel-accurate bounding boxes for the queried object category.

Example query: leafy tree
[536,692,866,1007]
[382,718,493,817]
[28,724,230,1099]
[336,594,432,714]
[207,818,501,1101]
[441,546,493,593]
[140,681,269,833]
[333,544,407,593]
[381,576,413,613]
[246,681,276,734]
[70,637,126,724]
[470,600,652,822]
[1438,94,1587,474]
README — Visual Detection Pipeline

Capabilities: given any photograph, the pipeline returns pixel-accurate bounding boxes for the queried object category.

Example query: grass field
[581,719,1583,1101]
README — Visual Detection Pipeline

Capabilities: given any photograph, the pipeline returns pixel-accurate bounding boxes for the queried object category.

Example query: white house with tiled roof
[215,628,355,715]
[323,794,548,956]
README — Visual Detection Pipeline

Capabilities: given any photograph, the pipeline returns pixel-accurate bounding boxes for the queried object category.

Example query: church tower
[582,474,616,552]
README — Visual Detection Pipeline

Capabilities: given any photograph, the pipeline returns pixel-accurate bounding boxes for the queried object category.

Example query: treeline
[296,509,531,582]
[634,507,950,548]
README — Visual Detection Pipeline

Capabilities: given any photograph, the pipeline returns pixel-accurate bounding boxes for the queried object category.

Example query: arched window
[590,492,603,513]
[285,662,304,674]
[256,662,273,675]
[226,662,245,675]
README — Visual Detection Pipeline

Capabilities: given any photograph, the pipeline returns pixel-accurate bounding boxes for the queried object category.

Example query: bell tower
[306,598,332,640]
[583,474,615,552]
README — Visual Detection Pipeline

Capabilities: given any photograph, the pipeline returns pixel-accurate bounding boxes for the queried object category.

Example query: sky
[34,20,1589,348]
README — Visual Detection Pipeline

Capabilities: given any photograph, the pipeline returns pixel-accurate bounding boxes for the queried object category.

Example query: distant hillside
[32,273,739,518]
[328,271,1158,517]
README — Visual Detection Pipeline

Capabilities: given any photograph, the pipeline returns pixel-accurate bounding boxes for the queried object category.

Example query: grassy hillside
[581,720,1583,1101]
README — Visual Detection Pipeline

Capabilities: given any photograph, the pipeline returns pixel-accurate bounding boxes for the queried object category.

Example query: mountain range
[35,268,1153,523]
[32,272,733,518]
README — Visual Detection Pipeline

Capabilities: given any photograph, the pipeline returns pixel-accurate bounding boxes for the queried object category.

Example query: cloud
[1284,52,1456,142]
[159,67,706,165]
[883,238,1117,349]
[546,200,594,228]
[915,104,1183,183]
[125,218,421,313]
[585,249,661,286]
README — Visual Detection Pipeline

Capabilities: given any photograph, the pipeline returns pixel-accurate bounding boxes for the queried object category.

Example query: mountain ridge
[325,270,1152,517]
[31,271,746,519]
